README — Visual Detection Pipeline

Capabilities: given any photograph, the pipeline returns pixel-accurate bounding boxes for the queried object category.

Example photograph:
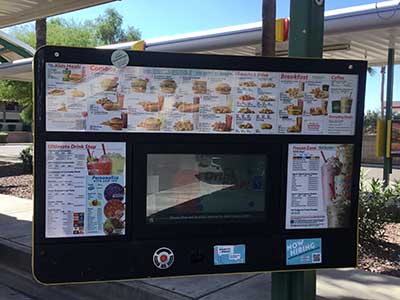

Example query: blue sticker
[214,244,245,265]
[286,238,322,265]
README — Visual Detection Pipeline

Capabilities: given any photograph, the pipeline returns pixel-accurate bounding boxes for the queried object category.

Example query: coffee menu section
[46,63,358,135]
[45,142,126,238]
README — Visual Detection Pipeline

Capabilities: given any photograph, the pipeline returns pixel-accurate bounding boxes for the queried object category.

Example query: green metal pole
[383,47,395,186]
[287,0,324,58]
[272,0,324,299]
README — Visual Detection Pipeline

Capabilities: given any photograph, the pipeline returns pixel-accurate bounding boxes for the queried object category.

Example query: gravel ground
[358,223,400,277]
[0,163,32,199]
[0,163,398,277]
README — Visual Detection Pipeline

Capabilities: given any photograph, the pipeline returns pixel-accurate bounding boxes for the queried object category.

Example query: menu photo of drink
[286,144,354,229]
[46,142,126,238]
[327,75,358,135]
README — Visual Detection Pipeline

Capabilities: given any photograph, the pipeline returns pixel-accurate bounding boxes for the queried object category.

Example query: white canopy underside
[0,0,115,28]
[1,1,400,81]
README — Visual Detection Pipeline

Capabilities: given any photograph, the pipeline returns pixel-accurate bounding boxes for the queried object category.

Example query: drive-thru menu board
[46,64,358,135]
[286,144,353,229]
[34,47,366,284]
[45,142,125,237]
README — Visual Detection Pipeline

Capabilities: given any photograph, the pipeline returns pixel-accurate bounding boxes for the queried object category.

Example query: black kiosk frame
[34,46,367,284]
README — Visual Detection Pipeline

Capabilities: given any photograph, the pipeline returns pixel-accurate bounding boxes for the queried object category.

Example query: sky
[6,0,400,111]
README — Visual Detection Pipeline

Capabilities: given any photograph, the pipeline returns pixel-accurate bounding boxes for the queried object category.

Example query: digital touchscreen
[146,154,267,223]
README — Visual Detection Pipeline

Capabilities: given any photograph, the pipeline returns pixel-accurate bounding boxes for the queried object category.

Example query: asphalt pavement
[0,194,399,300]
[0,283,34,300]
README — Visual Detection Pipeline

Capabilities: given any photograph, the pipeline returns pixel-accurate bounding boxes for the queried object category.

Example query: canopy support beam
[271,0,324,298]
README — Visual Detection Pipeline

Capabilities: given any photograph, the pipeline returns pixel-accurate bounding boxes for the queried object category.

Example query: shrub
[0,132,8,143]
[19,146,33,173]
[358,178,390,241]
[385,180,400,222]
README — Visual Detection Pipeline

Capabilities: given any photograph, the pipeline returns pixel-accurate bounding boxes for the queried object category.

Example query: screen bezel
[132,143,282,239]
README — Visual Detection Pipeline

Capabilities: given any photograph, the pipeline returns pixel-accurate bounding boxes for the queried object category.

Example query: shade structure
[0,0,116,29]
[1,0,400,81]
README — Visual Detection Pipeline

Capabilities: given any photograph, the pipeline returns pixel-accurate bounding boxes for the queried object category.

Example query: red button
[160,255,168,262]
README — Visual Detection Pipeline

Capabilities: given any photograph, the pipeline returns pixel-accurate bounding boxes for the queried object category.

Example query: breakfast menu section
[286,144,354,229]
[45,63,358,135]
[45,142,126,238]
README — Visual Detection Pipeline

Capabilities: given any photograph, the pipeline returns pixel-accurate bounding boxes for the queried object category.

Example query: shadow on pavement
[0,162,29,178]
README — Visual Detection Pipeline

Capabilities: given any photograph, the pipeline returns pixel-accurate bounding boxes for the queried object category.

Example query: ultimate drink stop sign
[33,46,367,284]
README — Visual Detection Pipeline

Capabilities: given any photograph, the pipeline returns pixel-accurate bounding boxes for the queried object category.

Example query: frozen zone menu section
[45,142,126,238]
[286,144,354,229]
[45,63,358,135]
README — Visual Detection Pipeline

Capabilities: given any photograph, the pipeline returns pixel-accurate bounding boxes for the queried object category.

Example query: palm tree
[261,0,276,56]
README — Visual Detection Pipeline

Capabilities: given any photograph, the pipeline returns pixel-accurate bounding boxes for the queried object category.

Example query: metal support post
[383,47,395,186]
[288,0,324,58]
[271,0,324,299]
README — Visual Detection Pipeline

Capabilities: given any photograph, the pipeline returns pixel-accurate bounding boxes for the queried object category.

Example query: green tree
[1,9,141,124]
[0,80,32,124]
[11,18,98,48]
[94,8,141,45]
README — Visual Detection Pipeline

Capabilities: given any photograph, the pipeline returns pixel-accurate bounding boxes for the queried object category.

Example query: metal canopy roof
[0,30,34,62]
[2,0,400,82]
[143,0,400,66]
[0,0,116,29]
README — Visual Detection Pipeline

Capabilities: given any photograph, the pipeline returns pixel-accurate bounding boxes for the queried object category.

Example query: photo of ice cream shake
[336,144,353,203]
[326,196,351,228]
[320,145,354,228]
[320,154,342,205]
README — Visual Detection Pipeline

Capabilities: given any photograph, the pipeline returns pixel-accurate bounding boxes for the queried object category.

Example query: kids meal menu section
[45,63,358,135]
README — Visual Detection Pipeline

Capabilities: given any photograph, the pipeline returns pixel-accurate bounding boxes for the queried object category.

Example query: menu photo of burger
[131,78,149,93]
[68,73,83,83]
[215,83,231,95]
[100,77,119,92]
[160,79,177,94]
[137,117,163,131]
[192,80,207,94]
